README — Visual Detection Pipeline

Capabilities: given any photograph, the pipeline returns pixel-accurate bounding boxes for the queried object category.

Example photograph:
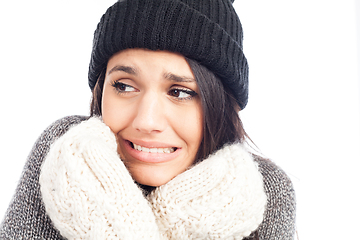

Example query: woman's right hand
[39,117,162,240]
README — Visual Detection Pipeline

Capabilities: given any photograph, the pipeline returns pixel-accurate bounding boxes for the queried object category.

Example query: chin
[128,166,179,187]
[133,173,174,187]
[137,179,168,187]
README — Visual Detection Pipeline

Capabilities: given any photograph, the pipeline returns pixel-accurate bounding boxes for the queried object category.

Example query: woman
[0,0,296,239]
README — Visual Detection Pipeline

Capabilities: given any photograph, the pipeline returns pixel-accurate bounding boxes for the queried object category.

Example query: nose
[132,92,166,134]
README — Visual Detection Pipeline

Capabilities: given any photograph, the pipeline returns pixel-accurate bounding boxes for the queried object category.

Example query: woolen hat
[88,0,249,109]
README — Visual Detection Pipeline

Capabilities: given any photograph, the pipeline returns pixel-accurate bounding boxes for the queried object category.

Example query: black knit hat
[89,0,249,109]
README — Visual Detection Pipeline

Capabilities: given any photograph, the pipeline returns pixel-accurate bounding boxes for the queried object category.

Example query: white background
[0,1,359,239]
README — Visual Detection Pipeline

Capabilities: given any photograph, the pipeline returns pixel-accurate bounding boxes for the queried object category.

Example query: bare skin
[102,49,203,186]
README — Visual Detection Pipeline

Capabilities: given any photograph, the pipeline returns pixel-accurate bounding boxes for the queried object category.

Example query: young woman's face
[102,49,203,186]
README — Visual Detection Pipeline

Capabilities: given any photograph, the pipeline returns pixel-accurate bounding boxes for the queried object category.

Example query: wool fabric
[148,143,267,239]
[0,116,296,239]
[40,117,162,240]
[40,117,266,239]
[89,0,249,109]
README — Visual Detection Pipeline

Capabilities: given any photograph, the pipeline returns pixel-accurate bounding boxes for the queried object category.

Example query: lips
[132,143,176,153]
[123,140,181,163]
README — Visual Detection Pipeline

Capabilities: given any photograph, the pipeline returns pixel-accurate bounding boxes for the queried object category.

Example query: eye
[168,87,197,100]
[111,81,137,93]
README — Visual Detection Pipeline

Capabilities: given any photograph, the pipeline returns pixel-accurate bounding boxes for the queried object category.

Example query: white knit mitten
[40,117,162,240]
[148,144,267,239]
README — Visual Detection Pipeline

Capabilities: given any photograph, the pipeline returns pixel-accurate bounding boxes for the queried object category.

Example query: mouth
[129,141,178,154]
[122,140,181,163]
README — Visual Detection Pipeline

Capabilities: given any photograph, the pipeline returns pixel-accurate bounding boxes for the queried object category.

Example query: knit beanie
[88,0,249,109]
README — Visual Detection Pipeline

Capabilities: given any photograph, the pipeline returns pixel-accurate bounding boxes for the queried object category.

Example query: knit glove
[148,144,267,239]
[40,117,162,240]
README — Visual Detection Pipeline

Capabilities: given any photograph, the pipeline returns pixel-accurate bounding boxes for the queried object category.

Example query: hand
[40,117,162,240]
[147,144,267,239]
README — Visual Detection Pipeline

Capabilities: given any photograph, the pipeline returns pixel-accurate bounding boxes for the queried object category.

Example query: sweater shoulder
[25,115,89,165]
[254,155,295,198]
[40,115,89,141]
[253,155,296,239]
[0,115,88,240]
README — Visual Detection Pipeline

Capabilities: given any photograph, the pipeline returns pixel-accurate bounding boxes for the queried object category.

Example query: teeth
[133,143,175,153]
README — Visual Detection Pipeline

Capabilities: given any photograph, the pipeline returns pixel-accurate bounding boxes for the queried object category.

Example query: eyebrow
[108,65,138,76]
[107,65,195,83]
[163,72,196,83]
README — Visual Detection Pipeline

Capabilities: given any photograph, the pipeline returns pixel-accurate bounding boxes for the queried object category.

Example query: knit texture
[40,118,266,239]
[0,116,86,240]
[39,117,162,239]
[0,116,296,239]
[148,144,267,239]
[89,0,249,109]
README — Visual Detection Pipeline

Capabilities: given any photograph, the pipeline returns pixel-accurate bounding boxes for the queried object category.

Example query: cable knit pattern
[148,144,267,239]
[1,116,296,239]
[39,117,162,240]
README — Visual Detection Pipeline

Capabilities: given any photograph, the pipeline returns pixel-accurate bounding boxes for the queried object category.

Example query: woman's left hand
[147,144,267,239]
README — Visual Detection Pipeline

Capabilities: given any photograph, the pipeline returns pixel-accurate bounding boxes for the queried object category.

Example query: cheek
[174,105,203,153]
[101,87,127,133]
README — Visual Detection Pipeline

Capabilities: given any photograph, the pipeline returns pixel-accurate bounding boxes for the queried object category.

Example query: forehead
[106,48,194,77]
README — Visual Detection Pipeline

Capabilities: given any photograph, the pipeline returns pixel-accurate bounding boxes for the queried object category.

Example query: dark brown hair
[185,58,248,161]
[90,57,249,162]
[90,68,106,117]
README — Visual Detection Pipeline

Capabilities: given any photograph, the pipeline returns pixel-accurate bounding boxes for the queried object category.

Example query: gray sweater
[0,116,296,239]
